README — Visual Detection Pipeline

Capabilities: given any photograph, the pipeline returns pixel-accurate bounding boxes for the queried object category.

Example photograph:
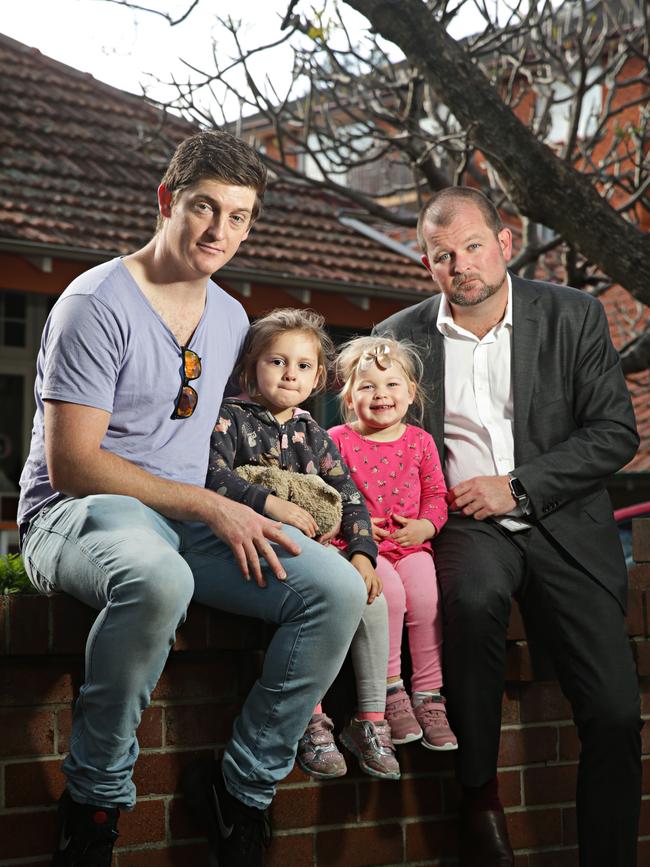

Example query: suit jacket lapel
[410,295,445,462]
[511,274,541,464]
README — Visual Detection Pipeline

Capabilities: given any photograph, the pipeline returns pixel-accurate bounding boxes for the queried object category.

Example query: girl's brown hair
[237,307,334,397]
[336,335,425,424]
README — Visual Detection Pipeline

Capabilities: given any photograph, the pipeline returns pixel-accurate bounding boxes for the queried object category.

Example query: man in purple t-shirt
[18,131,366,867]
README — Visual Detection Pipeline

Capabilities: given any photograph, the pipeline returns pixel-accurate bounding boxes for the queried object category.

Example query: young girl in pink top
[329,336,457,751]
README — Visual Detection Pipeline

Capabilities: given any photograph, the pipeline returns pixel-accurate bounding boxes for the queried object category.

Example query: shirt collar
[436,272,513,338]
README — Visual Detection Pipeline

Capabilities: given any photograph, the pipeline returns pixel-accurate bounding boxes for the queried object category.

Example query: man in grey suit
[375,187,641,867]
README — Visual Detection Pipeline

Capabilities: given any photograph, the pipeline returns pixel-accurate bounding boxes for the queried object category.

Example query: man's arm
[45,400,300,586]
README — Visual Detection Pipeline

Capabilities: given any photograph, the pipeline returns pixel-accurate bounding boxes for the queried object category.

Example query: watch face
[509,477,526,500]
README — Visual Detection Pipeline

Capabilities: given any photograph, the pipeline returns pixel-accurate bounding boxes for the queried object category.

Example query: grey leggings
[350,592,390,713]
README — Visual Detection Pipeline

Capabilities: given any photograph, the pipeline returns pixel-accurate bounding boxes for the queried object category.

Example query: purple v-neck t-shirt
[18,258,249,526]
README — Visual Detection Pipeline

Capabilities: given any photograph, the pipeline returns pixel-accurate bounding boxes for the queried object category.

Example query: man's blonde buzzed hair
[417,186,503,253]
[336,335,424,424]
[237,307,334,397]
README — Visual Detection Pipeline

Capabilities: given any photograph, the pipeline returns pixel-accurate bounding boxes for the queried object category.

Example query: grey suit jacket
[375,273,639,608]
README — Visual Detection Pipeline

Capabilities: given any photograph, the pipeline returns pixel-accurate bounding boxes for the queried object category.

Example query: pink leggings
[375,550,443,692]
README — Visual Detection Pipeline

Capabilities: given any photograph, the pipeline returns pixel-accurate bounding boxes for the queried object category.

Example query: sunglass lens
[184,350,202,380]
[176,385,198,418]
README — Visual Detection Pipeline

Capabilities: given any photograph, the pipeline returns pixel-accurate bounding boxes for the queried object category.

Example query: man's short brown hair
[157,130,267,230]
[417,187,503,253]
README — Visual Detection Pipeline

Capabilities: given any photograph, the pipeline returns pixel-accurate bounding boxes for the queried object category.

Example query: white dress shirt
[436,275,529,531]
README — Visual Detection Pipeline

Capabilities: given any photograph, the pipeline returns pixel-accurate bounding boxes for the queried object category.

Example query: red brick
[498,769,523,808]
[507,601,527,641]
[507,806,563,849]
[114,842,209,867]
[50,594,96,654]
[316,823,403,866]
[5,758,65,807]
[56,707,72,754]
[638,791,650,836]
[152,657,237,702]
[640,681,650,714]
[563,805,577,845]
[558,725,580,762]
[173,604,209,651]
[636,838,650,866]
[632,517,650,563]
[272,781,356,829]
[395,741,455,774]
[528,848,578,866]
[633,638,650,676]
[138,706,164,749]
[0,657,81,706]
[206,609,273,650]
[357,774,443,821]
[498,726,558,767]
[520,683,572,724]
[119,798,166,846]
[643,757,650,795]
[629,562,650,590]
[0,808,57,858]
[502,687,522,724]
[8,595,49,654]
[405,816,457,862]
[524,765,577,806]
[164,702,237,747]
[625,588,645,636]
[132,749,207,796]
[0,708,55,757]
[506,643,535,682]
[266,831,314,867]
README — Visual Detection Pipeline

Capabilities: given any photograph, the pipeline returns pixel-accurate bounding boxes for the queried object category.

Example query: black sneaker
[51,791,119,866]
[181,757,271,867]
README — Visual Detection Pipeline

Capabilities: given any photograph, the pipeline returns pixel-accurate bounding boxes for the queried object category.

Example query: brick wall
[1,519,649,867]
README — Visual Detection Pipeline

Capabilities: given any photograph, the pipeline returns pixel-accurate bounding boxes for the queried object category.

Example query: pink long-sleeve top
[328,423,448,563]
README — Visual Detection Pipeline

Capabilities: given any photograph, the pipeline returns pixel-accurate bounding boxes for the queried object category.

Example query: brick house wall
[2,520,650,866]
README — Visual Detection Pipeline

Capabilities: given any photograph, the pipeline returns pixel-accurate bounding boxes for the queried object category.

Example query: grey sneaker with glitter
[339,718,400,780]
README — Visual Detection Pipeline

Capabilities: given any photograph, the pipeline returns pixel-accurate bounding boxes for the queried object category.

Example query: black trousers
[433,515,642,867]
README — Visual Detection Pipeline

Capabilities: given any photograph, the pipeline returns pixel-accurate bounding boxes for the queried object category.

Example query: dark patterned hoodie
[207,397,377,564]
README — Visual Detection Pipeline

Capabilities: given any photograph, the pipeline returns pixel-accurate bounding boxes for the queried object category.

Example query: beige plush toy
[234,465,343,536]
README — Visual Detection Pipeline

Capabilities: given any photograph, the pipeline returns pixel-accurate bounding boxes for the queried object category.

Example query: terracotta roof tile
[0,32,430,297]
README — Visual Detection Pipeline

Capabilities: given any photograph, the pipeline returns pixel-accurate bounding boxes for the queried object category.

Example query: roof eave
[0,237,433,302]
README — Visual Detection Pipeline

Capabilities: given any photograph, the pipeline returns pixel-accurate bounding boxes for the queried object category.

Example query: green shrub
[0,553,36,595]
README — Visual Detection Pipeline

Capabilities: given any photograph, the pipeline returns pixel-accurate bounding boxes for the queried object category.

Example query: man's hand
[264,494,319,538]
[448,476,516,520]
[351,553,383,604]
[207,495,301,587]
[391,515,436,546]
[371,516,391,543]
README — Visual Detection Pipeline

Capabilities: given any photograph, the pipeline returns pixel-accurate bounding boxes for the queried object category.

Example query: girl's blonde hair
[336,335,425,424]
[237,307,334,397]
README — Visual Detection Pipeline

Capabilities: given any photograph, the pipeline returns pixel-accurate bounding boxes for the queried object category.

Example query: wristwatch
[508,474,528,505]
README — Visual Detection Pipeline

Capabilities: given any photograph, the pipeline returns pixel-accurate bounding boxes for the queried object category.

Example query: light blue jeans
[22,494,367,809]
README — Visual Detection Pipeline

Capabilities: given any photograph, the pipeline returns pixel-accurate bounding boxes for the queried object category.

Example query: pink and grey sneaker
[413,695,458,751]
[296,713,347,779]
[339,718,401,780]
[385,685,423,744]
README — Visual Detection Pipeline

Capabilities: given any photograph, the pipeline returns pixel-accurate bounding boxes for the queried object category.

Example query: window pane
[4,322,26,347]
[4,292,26,319]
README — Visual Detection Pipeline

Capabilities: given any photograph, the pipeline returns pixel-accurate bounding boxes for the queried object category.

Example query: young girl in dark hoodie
[207,308,401,781]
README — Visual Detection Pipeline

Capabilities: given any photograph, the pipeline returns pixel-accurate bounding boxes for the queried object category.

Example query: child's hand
[264,494,319,538]
[371,517,391,543]
[391,515,436,547]
[316,521,341,546]
[350,553,383,604]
